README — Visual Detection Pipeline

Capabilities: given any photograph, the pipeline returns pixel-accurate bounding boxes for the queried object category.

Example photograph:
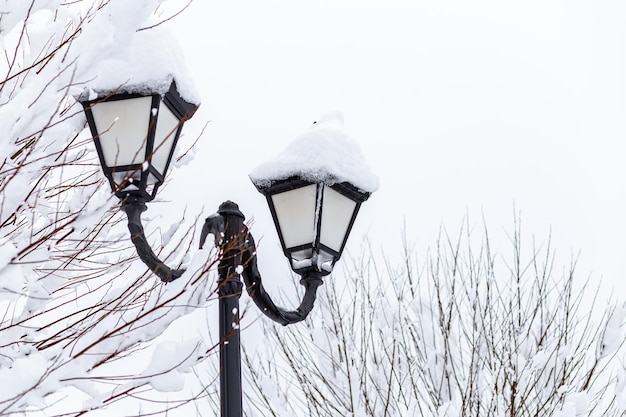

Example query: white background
[160,0,626,306]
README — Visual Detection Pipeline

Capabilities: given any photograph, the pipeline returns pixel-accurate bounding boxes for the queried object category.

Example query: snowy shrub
[0,2,218,415]
[242,221,626,417]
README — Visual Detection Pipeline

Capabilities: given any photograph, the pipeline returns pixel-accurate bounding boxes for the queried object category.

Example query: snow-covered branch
[0,1,218,415]
[241,220,626,417]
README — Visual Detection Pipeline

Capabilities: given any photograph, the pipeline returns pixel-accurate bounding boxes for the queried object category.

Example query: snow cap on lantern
[77,26,200,104]
[250,111,378,276]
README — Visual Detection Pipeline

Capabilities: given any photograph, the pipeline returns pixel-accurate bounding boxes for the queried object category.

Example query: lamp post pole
[219,278,243,417]
[216,202,246,417]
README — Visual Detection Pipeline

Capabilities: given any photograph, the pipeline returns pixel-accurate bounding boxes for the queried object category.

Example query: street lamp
[81,81,199,282]
[80,87,374,417]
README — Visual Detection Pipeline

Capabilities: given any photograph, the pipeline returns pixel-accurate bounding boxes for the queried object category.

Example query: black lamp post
[80,85,371,417]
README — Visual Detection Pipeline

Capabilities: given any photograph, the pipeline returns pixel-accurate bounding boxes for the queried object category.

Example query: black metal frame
[81,82,197,201]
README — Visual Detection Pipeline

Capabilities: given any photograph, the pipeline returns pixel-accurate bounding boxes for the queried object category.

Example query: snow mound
[250,111,379,193]
[76,25,199,104]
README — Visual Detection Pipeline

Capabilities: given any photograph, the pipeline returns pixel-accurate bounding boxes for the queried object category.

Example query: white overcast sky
[158,0,626,301]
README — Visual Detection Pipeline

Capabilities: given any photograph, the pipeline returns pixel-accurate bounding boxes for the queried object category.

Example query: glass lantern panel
[151,104,180,176]
[318,248,335,272]
[146,171,159,186]
[291,248,313,261]
[319,185,357,252]
[290,248,314,270]
[111,171,140,191]
[271,184,317,249]
[91,96,152,168]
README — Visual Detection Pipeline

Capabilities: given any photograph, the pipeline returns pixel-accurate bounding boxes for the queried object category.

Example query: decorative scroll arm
[200,201,324,326]
[120,197,185,283]
[240,232,324,326]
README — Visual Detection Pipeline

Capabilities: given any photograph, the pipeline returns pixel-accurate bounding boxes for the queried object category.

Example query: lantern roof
[249,111,379,194]
[75,27,200,105]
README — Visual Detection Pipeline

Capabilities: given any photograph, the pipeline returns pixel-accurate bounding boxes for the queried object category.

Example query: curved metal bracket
[202,201,324,326]
[120,197,184,283]
[240,232,324,326]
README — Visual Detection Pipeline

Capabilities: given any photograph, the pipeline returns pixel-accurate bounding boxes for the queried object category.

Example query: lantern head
[81,81,198,201]
[254,176,370,276]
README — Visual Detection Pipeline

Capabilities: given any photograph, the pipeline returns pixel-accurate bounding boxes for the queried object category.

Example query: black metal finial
[218,201,245,219]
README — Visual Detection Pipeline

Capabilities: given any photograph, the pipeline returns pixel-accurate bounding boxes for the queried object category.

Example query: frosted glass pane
[91,97,151,167]
[112,171,139,190]
[291,248,313,261]
[318,249,335,272]
[147,172,158,186]
[151,105,179,175]
[320,186,357,252]
[290,249,314,270]
[271,184,317,249]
